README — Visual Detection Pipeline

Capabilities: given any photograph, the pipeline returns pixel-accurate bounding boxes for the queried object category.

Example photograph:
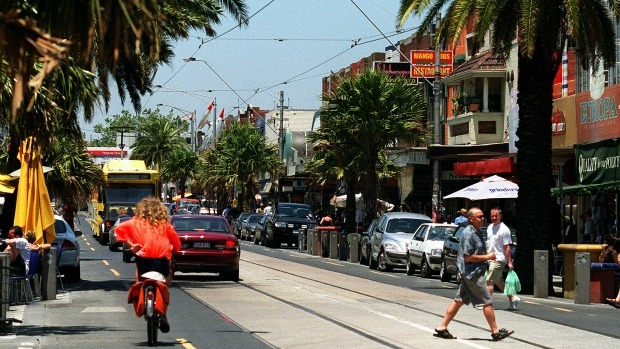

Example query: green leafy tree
[129,109,188,168]
[397,0,619,293]
[200,122,281,212]
[161,148,198,200]
[321,69,427,225]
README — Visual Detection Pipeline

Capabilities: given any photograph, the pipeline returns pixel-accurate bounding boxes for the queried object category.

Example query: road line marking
[102,260,109,266]
[110,269,120,276]
[323,261,342,266]
[369,270,400,278]
[90,247,95,251]
[523,300,572,312]
[177,338,198,349]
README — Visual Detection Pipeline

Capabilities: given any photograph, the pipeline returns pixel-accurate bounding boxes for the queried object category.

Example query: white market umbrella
[330,193,395,211]
[443,175,518,200]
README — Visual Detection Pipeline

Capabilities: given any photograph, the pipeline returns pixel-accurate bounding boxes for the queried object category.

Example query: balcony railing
[447,111,505,145]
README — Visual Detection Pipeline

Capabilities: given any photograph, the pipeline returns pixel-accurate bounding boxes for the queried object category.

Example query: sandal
[606,298,620,309]
[434,328,456,339]
[492,328,514,341]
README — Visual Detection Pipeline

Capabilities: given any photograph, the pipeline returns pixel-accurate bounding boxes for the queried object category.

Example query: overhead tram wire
[349,0,434,88]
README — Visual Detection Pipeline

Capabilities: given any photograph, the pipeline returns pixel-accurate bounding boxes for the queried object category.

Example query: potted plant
[452,94,463,115]
[468,96,481,112]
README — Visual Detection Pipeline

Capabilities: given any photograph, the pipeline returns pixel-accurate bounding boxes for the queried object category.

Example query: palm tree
[397,0,619,292]
[320,69,428,225]
[161,148,199,200]
[130,110,188,168]
[201,122,281,211]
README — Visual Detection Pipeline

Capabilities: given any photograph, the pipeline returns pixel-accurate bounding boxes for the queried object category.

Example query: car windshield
[428,226,457,241]
[277,206,312,218]
[386,218,429,234]
[248,215,263,223]
[173,218,228,233]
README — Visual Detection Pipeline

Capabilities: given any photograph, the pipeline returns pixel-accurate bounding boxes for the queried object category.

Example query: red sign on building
[410,50,453,78]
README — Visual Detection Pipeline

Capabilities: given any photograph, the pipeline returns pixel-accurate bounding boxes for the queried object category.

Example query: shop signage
[575,138,620,185]
[575,84,620,143]
[410,50,453,78]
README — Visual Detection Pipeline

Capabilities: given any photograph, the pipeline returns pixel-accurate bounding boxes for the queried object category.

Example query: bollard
[312,230,320,256]
[574,252,590,304]
[533,250,548,298]
[349,233,359,263]
[1,253,9,320]
[321,230,329,257]
[41,247,57,300]
[307,229,315,255]
[329,231,338,259]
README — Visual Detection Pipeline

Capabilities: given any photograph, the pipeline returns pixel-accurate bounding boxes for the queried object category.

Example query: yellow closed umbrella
[0,174,16,193]
[13,137,56,244]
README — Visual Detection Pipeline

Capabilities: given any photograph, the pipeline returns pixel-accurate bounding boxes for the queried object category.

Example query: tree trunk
[364,156,378,226]
[515,44,557,294]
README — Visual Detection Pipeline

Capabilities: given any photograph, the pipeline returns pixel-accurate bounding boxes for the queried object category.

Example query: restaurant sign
[575,84,620,143]
[575,138,620,185]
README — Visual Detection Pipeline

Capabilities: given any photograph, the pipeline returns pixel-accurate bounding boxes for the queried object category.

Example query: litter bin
[557,244,603,300]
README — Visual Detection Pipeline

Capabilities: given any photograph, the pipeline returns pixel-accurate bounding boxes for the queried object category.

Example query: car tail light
[61,240,77,250]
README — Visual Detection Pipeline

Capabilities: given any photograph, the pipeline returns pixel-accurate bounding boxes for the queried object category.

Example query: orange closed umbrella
[13,137,56,244]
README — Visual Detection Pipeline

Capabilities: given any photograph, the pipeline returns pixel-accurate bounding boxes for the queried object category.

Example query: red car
[170,214,240,281]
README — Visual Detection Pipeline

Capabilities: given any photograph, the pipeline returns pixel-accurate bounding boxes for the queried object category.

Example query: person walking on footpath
[454,208,468,224]
[434,207,514,341]
[486,208,520,310]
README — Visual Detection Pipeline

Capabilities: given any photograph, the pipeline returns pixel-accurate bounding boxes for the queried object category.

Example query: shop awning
[453,157,515,176]
[551,182,620,197]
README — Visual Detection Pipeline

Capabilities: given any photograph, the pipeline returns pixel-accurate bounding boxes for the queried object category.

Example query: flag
[197,100,215,129]
[219,108,225,118]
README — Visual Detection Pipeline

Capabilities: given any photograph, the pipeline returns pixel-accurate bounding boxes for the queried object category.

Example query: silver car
[369,212,432,271]
[53,215,81,281]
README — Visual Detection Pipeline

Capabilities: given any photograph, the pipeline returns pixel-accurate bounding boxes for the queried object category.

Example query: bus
[90,160,159,244]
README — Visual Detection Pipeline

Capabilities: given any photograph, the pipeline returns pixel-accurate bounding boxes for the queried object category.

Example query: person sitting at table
[4,229,37,275]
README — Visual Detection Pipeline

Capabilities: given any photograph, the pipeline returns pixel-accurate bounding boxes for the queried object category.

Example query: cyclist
[114,196,181,333]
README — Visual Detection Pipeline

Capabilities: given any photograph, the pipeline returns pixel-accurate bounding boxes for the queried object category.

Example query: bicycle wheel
[147,314,158,346]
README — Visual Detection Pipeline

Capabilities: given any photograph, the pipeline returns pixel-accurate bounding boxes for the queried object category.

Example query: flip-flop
[492,328,514,341]
[434,328,456,339]
[606,298,620,309]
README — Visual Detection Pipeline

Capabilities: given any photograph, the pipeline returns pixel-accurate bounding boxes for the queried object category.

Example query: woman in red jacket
[114,196,181,285]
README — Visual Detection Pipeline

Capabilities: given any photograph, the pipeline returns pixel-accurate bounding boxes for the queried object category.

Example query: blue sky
[81,0,423,141]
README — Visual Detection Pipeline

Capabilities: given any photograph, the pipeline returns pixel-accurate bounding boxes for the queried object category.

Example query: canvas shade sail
[330,193,395,211]
[13,137,56,244]
[443,175,518,200]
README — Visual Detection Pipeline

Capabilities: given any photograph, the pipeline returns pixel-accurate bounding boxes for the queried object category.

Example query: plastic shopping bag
[504,270,521,296]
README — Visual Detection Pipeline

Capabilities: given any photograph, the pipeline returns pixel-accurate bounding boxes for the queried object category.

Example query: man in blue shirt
[433,207,514,341]
[454,208,468,224]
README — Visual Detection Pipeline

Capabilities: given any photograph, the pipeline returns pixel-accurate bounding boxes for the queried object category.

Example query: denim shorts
[455,275,493,308]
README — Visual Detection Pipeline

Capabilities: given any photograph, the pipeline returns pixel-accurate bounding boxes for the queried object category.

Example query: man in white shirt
[485,208,520,310]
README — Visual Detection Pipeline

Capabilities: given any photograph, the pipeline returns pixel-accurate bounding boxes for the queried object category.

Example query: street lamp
[110,125,134,159]
[157,103,196,152]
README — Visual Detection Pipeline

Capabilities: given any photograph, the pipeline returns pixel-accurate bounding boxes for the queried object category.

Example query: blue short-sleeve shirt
[457,225,487,280]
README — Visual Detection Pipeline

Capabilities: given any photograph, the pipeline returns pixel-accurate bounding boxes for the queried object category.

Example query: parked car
[241,213,264,241]
[359,219,378,265]
[170,214,240,281]
[98,202,136,245]
[187,204,200,214]
[406,223,457,278]
[252,215,268,245]
[369,212,432,271]
[264,203,316,248]
[439,222,517,283]
[53,215,82,281]
[232,212,251,238]
[108,214,132,252]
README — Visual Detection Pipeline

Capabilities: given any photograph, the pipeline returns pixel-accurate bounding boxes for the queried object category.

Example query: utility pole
[431,12,442,222]
[110,125,133,159]
[191,110,196,152]
[212,98,217,148]
[278,91,285,202]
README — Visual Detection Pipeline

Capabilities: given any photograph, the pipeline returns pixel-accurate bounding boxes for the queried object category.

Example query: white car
[53,215,81,281]
[406,223,457,278]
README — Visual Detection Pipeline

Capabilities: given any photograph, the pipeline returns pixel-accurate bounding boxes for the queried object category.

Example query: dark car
[170,214,240,281]
[253,215,268,245]
[108,214,132,252]
[99,202,136,245]
[359,219,378,266]
[264,203,316,248]
[369,212,433,271]
[232,212,251,238]
[240,213,264,241]
[439,222,517,283]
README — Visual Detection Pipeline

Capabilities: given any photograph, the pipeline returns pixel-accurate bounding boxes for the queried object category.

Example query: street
[1,212,619,348]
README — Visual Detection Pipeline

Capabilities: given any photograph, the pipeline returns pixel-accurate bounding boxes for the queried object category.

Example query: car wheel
[369,253,378,269]
[359,246,368,265]
[122,250,133,263]
[108,242,116,251]
[221,269,239,282]
[377,250,392,272]
[406,253,415,275]
[420,257,431,278]
[63,263,81,282]
[440,259,452,282]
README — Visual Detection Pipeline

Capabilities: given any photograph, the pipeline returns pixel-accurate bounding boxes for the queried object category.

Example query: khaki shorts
[485,260,506,284]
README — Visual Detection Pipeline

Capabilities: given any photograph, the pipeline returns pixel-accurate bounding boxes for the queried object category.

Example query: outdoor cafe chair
[10,251,41,305]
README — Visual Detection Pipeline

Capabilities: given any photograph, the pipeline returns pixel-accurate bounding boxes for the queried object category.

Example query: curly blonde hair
[133,197,170,234]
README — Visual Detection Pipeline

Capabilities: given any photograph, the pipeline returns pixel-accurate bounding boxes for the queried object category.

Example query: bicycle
[128,271,169,347]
